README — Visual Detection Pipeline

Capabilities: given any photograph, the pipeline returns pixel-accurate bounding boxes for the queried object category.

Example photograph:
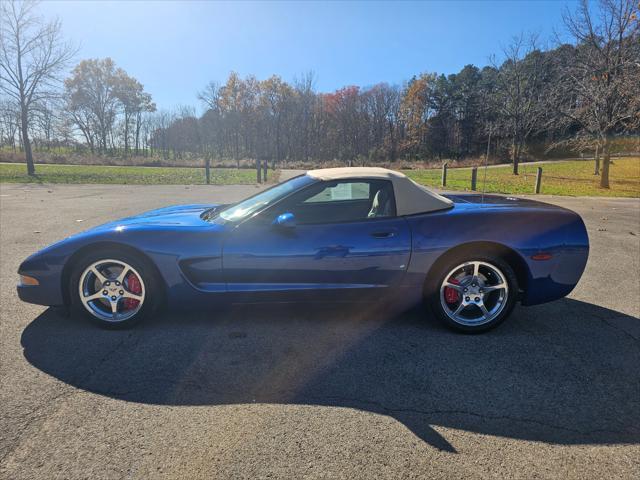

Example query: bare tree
[198,81,222,111]
[560,0,640,188]
[197,82,222,160]
[293,71,316,161]
[492,34,552,174]
[32,98,56,150]
[0,0,75,174]
[0,99,20,151]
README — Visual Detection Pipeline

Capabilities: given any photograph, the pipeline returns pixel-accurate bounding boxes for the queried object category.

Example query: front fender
[17,238,78,306]
[17,222,228,308]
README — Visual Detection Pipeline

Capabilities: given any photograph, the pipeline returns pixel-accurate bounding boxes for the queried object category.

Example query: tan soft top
[306,167,453,215]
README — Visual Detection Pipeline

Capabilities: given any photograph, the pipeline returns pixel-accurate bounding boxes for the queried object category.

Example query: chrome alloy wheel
[439,260,509,327]
[78,259,146,323]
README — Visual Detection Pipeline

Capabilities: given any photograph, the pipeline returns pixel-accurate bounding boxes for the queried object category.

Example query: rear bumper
[521,215,589,306]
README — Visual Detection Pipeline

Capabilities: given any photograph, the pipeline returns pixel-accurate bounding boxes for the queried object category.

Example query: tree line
[1,0,639,187]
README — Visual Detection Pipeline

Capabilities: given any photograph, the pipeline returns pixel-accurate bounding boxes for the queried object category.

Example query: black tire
[69,247,161,329]
[427,254,518,333]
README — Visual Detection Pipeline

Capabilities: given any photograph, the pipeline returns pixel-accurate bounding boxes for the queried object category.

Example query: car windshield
[212,174,314,222]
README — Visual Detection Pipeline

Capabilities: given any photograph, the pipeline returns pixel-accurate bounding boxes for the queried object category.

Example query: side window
[268,179,396,225]
[304,182,371,203]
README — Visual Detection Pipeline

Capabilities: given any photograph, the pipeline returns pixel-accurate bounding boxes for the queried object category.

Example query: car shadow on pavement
[21,298,639,452]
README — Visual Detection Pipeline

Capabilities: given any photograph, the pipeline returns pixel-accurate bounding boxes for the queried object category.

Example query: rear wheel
[70,249,160,328]
[428,255,518,333]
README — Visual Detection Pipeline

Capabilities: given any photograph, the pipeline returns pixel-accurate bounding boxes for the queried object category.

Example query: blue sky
[40,0,576,110]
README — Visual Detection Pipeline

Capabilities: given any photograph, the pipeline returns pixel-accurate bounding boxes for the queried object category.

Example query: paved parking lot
[1,182,639,479]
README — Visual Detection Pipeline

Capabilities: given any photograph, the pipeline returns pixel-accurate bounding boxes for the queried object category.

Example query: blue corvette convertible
[17,167,589,332]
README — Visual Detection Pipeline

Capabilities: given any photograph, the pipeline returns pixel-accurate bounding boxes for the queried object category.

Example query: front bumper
[17,284,59,306]
[16,268,65,307]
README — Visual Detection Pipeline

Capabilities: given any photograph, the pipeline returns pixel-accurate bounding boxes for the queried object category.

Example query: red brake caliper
[444,277,461,304]
[122,272,142,310]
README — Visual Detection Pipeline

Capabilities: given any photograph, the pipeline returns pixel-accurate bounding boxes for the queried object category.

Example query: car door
[222,179,411,300]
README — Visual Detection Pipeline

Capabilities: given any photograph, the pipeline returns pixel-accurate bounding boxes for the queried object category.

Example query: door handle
[370,231,395,238]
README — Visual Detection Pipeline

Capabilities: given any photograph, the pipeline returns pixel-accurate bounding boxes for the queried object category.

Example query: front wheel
[70,249,160,329]
[428,256,518,333]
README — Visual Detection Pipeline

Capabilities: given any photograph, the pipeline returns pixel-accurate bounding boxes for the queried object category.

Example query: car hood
[19,204,228,277]
[89,204,221,231]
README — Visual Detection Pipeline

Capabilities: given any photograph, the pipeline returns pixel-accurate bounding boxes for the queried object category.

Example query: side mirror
[273,212,296,228]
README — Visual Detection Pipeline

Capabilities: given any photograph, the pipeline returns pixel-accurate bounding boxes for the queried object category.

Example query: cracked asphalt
[1,182,639,479]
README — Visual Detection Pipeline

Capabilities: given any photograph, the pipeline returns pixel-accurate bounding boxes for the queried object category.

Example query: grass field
[1,158,639,197]
[0,163,262,185]
[404,157,640,197]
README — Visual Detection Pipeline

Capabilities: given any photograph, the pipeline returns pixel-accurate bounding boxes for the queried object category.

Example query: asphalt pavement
[1,182,639,479]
